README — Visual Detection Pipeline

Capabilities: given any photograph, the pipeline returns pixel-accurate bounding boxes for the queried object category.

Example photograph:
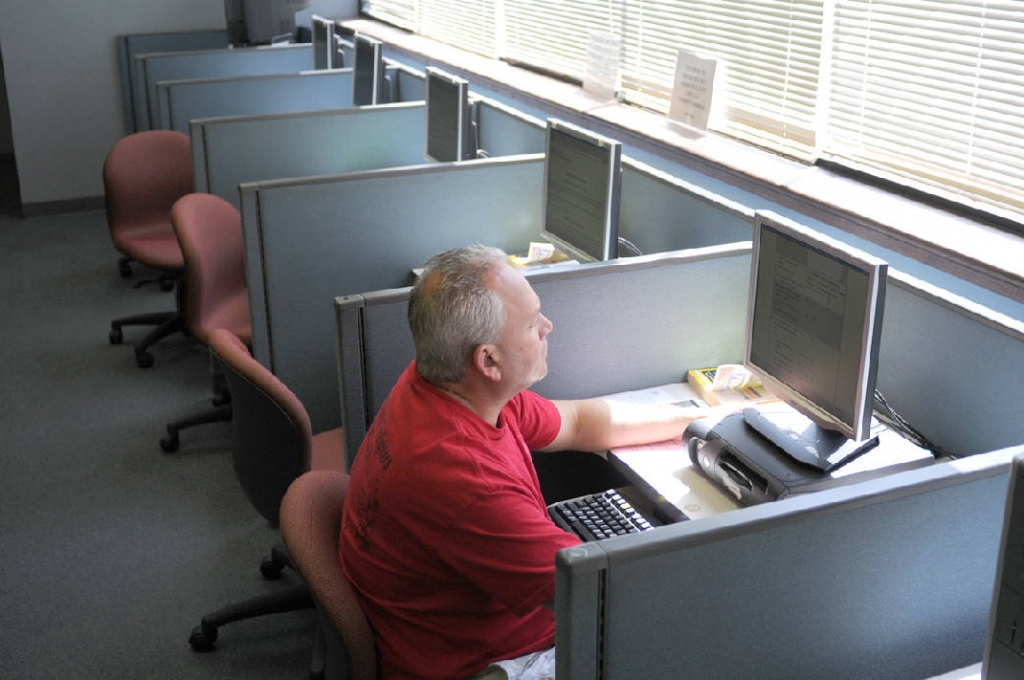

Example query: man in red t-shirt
[339,245,701,679]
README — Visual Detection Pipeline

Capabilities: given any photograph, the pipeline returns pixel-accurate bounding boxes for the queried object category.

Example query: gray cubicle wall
[556,446,1021,679]
[192,102,428,208]
[158,64,421,133]
[239,152,759,435]
[134,43,313,130]
[118,30,231,134]
[238,155,548,433]
[876,272,1024,457]
[334,243,754,466]
[332,245,1024,467]
[191,94,543,208]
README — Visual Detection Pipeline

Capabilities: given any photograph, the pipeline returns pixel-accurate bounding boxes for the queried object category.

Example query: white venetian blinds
[825,1,1024,213]
[360,0,1024,216]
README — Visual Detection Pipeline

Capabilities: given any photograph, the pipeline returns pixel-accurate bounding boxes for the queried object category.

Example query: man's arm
[538,398,711,453]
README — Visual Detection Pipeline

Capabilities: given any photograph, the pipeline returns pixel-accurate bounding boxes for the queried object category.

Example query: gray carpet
[0,179,318,678]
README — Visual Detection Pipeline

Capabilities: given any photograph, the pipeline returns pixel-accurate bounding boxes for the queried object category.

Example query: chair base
[160,401,232,452]
[188,546,314,653]
[109,310,187,368]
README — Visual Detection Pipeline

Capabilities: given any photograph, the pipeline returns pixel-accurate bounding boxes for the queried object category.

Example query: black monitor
[242,0,311,45]
[540,119,622,262]
[352,33,387,106]
[742,211,888,472]
[311,15,335,69]
[425,67,478,162]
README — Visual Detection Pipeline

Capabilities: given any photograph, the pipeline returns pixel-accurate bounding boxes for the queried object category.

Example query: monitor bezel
[311,15,335,69]
[539,119,623,263]
[424,67,474,163]
[744,210,888,443]
[352,33,384,106]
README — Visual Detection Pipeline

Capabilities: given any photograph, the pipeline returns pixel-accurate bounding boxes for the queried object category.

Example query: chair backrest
[281,470,378,680]
[103,131,193,248]
[208,328,312,527]
[170,193,251,344]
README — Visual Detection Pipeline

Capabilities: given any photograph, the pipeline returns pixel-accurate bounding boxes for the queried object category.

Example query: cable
[873,390,958,459]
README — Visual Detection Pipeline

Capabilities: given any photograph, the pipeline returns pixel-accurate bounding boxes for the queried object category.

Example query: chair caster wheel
[135,349,154,368]
[109,328,123,344]
[189,624,217,653]
[260,556,285,580]
[160,430,179,453]
[119,261,132,278]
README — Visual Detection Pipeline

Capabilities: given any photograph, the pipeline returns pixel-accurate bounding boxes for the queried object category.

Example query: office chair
[281,469,378,680]
[103,130,193,368]
[159,193,252,453]
[188,328,347,674]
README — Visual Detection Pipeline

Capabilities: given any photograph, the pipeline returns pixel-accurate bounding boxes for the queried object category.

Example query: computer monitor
[311,15,335,69]
[352,33,387,106]
[425,67,478,162]
[242,0,312,45]
[540,119,622,263]
[742,210,888,472]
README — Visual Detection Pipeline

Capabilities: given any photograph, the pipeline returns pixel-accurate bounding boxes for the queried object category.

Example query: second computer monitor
[352,33,386,106]
[540,119,622,263]
[743,210,888,471]
[425,67,476,162]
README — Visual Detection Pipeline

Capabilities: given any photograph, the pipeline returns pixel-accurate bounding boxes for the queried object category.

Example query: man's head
[410,245,552,393]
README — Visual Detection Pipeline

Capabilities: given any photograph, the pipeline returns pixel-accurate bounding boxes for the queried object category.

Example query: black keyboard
[549,489,656,542]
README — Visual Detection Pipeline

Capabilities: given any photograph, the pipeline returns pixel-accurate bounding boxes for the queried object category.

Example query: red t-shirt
[339,362,581,680]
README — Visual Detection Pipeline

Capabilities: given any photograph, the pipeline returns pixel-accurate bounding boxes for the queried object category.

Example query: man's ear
[473,343,502,382]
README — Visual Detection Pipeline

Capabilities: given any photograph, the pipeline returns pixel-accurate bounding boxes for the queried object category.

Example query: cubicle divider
[159,63,421,133]
[619,159,754,256]
[117,30,231,133]
[556,445,1021,679]
[191,93,541,208]
[192,102,428,208]
[133,43,313,131]
[238,154,548,432]
[334,242,755,466]
[238,152,760,435]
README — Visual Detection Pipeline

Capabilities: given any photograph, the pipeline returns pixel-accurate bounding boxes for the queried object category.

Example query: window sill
[341,18,1024,308]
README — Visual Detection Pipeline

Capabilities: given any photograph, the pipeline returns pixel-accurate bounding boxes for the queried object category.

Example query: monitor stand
[742,404,879,473]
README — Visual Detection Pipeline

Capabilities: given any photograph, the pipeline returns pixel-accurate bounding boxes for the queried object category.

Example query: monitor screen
[425,67,476,162]
[743,211,888,471]
[352,34,385,106]
[540,119,622,262]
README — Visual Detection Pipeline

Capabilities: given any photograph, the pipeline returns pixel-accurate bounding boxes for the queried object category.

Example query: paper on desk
[600,383,741,518]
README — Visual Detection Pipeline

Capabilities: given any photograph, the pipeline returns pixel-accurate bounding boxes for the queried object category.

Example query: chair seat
[311,427,346,473]
[111,221,187,270]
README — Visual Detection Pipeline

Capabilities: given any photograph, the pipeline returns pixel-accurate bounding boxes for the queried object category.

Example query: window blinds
[361,0,1024,216]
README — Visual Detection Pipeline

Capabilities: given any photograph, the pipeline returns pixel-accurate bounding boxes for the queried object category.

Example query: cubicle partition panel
[474,99,546,157]
[239,155,546,433]
[619,160,755,256]
[190,91,547,209]
[192,103,428,207]
[158,64,419,133]
[334,243,753,468]
[556,446,1021,679]
[877,272,1024,457]
[135,44,313,130]
[118,30,230,133]
[157,69,352,133]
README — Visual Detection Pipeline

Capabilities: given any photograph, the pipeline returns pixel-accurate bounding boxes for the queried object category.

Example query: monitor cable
[873,390,958,460]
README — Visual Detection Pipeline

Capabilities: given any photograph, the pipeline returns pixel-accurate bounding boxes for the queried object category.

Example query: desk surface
[601,382,936,520]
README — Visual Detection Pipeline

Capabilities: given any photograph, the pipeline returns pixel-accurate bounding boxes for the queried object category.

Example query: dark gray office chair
[188,328,346,678]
